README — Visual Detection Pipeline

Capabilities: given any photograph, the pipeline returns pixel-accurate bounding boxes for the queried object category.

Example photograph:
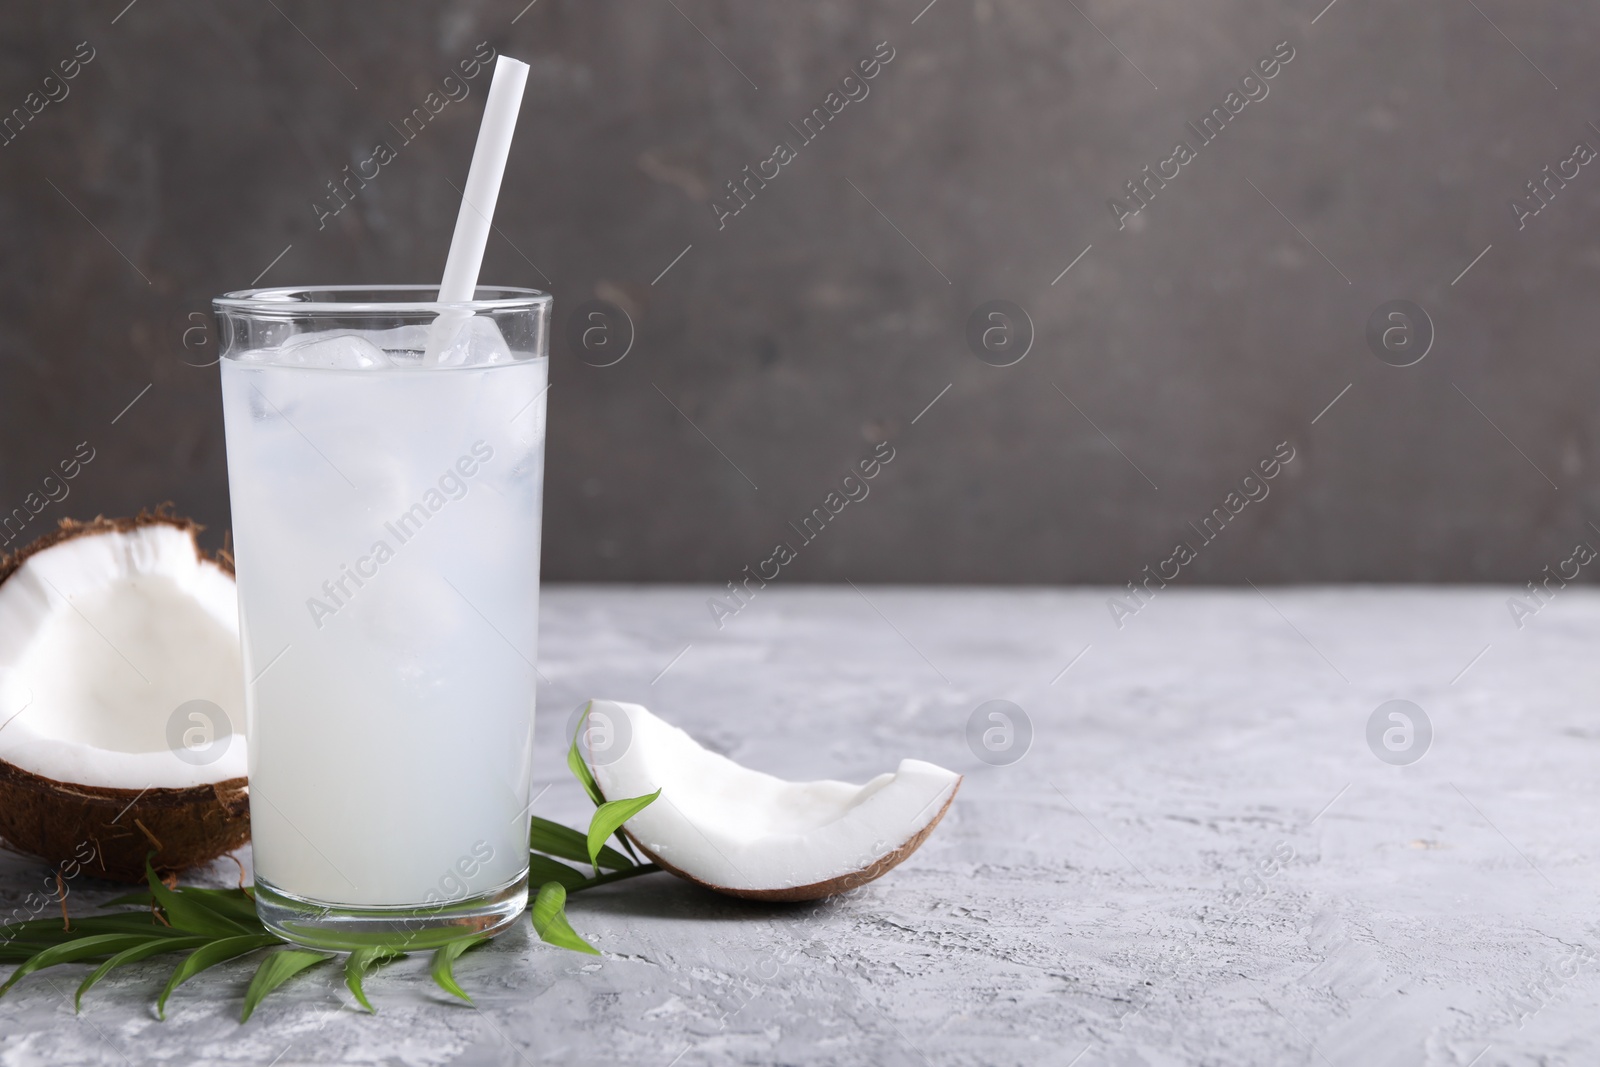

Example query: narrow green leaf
[569,863,663,894]
[528,853,588,891]
[0,934,149,998]
[0,944,64,964]
[529,815,599,864]
[530,882,599,955]
[613,827,644,865]
[240,948,334,1023]
[566,703,644,862]
[429,935,488,1004]
[109,887,263,930]
[1,914,187,945]
[586,790,660,872]
[531,816,632,871]
[144,859,251,938]
[0,931,74,959]
[344,947,406,1014]
[76,936,208,1011]
[169,888,263,930]
[157,934,279,1019]
[567,702,605,807]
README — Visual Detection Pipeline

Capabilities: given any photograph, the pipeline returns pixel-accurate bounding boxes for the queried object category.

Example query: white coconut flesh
[586,701,960,895]
[0,523,245,790]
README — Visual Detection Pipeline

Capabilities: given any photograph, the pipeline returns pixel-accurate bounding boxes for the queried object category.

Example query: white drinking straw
[426,54,530,362]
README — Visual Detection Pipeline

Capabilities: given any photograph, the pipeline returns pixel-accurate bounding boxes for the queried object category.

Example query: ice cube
[274,331,393,369]
[435,316,514,367]
[360,324,431,365]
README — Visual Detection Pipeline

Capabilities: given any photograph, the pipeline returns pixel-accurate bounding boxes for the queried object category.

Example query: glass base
[254,872,528,951]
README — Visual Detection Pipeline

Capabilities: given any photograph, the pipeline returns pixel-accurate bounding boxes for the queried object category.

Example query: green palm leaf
[586,790,660,871]
[567,704,644,863]
[344,946,406,1013]
[181,889,264,930]
[531,816,633,871]
[110,887,264,930]
[531,882,599,955]
[144,860,252,938]
[157,934,280,1019]
[75,936,208,1011]
[240,948,334,1023]
[429,935,488,1004]
[568,863,663,893]
[567,702,606,808]
[528,853,588,890]
[1,913,187,945]
[0,934,151,997]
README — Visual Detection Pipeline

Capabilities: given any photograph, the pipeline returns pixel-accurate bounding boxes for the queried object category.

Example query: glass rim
[213,284,551,315]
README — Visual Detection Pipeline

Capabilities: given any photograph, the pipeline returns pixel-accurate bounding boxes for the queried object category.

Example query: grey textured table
[2,586,1597,1066]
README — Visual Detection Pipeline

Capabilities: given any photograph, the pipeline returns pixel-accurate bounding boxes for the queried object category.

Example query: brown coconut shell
[0,762,249,882]
[0,508,249,882]
[605,778,960,903]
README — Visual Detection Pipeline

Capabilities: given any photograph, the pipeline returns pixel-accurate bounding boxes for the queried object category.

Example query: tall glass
[214,286,549,949]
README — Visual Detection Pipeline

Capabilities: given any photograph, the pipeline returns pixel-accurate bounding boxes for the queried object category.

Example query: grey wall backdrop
[1,1,1596,584]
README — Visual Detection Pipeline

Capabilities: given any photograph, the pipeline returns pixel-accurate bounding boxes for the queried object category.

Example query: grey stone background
[1,0,1596,583]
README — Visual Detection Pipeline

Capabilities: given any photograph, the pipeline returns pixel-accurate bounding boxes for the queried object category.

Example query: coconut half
[583,701,960,902]
[0,511,249,882]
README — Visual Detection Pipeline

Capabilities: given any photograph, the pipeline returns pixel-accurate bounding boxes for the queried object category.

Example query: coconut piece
[0,510,249,881]
[584,701,960,902]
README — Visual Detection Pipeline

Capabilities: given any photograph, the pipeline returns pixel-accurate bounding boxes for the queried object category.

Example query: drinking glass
[213,285,549,949]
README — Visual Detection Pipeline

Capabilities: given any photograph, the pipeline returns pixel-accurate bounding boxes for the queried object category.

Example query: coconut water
[220,339,545,907]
